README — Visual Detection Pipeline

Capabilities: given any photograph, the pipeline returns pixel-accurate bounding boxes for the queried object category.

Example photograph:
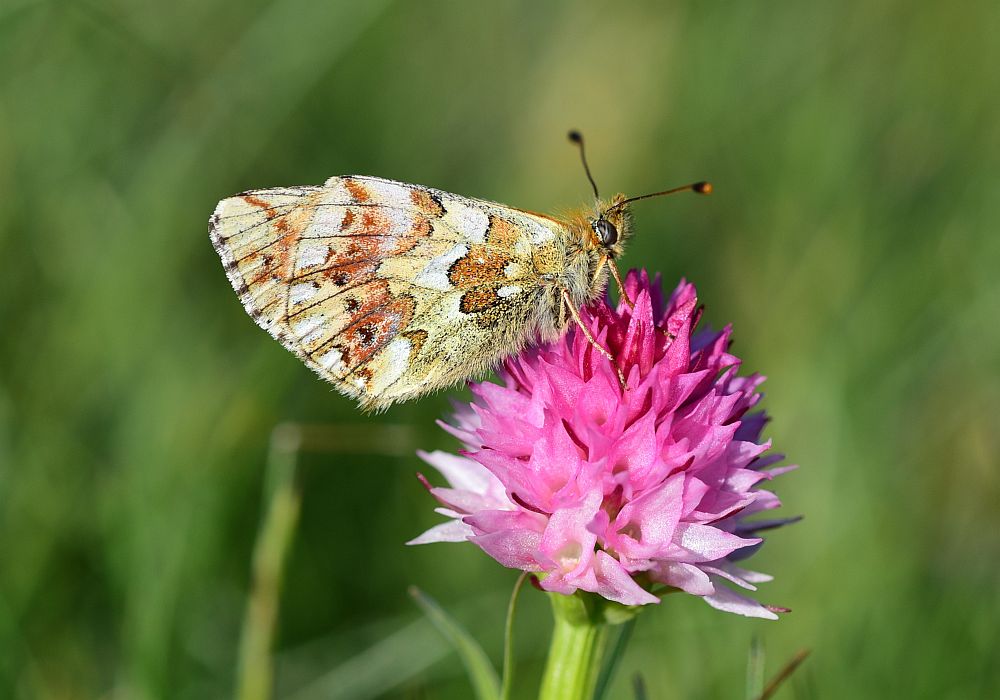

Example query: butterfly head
[588,195,632,258]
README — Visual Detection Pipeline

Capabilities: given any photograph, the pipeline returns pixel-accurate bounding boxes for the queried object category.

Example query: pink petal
[464,509,546,535]
[471,529,544,571]
[540,491,602,578]
[606,411,659,487]
[593,551,660,605]
[681,477,711,515]
[609,474,685,558]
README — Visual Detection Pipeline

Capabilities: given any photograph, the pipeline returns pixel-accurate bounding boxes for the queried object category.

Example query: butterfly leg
[604,257,635,310]
[560,288,627,390]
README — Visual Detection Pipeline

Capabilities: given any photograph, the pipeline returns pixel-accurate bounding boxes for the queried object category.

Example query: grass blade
[632,673,647,700]
[235,424,303,700]
[409,587,500,700]
[756,649,811,700]
[746,635,765,699]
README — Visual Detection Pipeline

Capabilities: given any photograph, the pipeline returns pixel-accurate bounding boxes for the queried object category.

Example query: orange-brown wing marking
[302,290,416,390]
[288,213,431,282]
[446,245,512,288]
[485,213,523,248]
[409,187,446,217]
[442,213,529,316]
[446,244,513,315]
[235,194,310,288]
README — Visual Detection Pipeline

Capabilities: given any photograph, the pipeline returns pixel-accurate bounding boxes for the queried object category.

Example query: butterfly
[209,132,710,410]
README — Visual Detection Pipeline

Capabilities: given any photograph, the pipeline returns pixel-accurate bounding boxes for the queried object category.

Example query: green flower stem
[538,592,612,700]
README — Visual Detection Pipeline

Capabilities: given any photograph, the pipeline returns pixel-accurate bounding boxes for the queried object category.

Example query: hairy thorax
[527,209,617,342]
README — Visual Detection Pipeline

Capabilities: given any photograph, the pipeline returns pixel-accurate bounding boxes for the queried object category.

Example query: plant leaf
[594,617,637,700]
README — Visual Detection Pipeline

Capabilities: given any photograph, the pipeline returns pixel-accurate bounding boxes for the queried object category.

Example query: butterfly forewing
[210,176,567,409]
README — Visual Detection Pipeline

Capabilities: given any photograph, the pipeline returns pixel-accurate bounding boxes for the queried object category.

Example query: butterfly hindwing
[210,176,567,409]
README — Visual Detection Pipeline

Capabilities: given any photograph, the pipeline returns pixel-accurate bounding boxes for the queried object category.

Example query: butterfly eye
[594,218,618,246]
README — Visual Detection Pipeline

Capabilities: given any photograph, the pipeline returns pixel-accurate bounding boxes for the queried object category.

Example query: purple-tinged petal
[701,565,758,590]
[734,516,803,536]
[407,520,475,545]
[689,490,756,523]
[681,476,711,515]
[703,583,779,620]
[670,523,761,562]
[733,409,768,442]
[418,450,506,500]
[721,564,774,584]
[650,561,715,596]
[763,464,799,478]
[427,486,497,515]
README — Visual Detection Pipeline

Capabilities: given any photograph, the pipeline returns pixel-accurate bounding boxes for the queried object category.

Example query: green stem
[500,573,529,700]
[538,593,611,700]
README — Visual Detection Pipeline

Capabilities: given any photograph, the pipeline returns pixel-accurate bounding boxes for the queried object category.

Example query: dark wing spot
[459,288,502,314]
[354,367,373,389]
[402,328,428,355]
[358,325,377,347]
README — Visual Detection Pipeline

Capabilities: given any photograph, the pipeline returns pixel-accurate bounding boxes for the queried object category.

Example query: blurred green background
[2,0,998,698]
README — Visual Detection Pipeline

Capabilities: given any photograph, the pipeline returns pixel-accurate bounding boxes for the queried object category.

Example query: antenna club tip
[567,130,583,143]
[694,181,713,195]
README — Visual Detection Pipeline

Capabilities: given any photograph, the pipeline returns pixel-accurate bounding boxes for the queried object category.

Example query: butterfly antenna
[609,181,712,213]
[568,130,600,200]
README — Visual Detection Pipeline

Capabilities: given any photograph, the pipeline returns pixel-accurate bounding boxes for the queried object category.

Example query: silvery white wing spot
[209,138,709,410]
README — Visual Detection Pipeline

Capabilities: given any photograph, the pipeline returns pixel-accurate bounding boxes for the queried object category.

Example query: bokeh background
[2,0,998,698]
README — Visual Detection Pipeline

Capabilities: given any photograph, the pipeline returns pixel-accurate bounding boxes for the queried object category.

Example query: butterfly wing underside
[209,176,567,409]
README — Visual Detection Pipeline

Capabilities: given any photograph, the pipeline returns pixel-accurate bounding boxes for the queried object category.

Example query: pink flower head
[409,271,797,619]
